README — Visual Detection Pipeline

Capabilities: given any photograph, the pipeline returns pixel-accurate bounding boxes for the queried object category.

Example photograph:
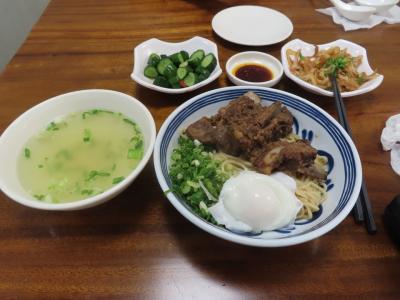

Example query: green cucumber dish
[143,50,217,89]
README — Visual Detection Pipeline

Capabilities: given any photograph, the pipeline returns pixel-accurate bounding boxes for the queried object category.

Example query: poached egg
[209,171,302,232]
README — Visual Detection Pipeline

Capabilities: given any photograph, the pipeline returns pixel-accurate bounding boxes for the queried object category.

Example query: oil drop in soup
[18,109,144,203]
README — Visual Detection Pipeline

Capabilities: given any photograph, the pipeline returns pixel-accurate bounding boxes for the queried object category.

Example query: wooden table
[1,0,399,298]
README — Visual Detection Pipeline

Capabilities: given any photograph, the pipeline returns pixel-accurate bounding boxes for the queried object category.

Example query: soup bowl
[0,89,156,210]
[154,86,362,247]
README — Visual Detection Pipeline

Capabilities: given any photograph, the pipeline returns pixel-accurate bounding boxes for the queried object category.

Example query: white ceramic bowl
[131,36,222,94]
[330,0,376,21]
[281,39,384,98]
[154,86,362,247]
[0,89,156,210]
[355,0,399,14]
[226,51,283,87]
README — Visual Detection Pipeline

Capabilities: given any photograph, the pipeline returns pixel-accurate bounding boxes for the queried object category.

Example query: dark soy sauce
[233,63,273,82]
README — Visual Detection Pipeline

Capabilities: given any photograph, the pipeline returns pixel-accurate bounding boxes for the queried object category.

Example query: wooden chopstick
[329,75,377,234]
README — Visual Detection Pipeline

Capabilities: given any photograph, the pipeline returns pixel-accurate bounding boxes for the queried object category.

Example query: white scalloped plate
[131,36,222,94]
[281,39,384,98]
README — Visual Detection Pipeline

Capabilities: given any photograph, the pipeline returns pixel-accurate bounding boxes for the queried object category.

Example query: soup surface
[18,109,144,203]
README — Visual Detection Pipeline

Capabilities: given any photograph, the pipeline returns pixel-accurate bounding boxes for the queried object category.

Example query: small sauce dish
[226,51,283,87]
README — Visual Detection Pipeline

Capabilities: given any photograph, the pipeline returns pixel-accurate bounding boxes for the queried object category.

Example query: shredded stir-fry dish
[286,46,378,92]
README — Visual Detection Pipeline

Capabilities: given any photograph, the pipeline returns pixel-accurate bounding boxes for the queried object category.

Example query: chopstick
[329,74,377,234]
[329,75,364,224]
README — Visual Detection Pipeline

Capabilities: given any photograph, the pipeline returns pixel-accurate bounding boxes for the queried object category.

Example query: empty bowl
[354,0,399,14]
[330,0,376,21]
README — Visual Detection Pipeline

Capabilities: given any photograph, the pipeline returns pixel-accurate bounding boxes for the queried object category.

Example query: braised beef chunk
[208,92,293,156]
[253,140,318,175]
[256,102,282,127]
[185,92,327,180]
[297,166,327,180]
[214,124,242,156]
[185,117,216,145]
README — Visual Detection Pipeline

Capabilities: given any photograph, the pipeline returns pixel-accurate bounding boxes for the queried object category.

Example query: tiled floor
[0,0,49,72]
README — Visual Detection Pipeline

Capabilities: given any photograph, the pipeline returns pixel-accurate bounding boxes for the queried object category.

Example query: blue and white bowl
[154,86,362,247]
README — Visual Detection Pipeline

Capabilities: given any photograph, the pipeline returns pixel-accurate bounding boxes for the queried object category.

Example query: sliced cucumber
[153,76,170,88]
[180,50,189,61]
[157,58,173,76]
[147,53,161,67]
[144,65,158,79]
[170,52,186,66]
[195,65,211,77]
[177,67,188,80]
[183,72,199,87]
[164,64,177,79]
[198,73,208,82]
[179,61,189,68]
[169,53,181,66]
[200,53,217,72]
[168,75,179,86]
[170,82,181,89]
[196,66,211,80]
[188,49,205,67]
[145,49,214,89]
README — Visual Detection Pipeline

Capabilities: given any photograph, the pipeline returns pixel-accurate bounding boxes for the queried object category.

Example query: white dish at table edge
[153,86,362,247]
[212,5,293,46]
[329,0,376,22]
[355,0,399,14]
[0,89,156,211]
[131,36,222,94]
[281,39,384,98]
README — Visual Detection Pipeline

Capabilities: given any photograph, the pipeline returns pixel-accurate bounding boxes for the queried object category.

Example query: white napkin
[381,114,400,175]
[316,4,400,31]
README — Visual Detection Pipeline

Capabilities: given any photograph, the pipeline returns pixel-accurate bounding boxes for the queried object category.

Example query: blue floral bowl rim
[153,86,362,247]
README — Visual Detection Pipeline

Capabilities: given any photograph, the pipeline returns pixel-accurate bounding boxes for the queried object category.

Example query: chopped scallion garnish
[81,189,94,195]
[83,128,91,142]
[86,170,111,181]
[112,176,125,184]
[33,194,45,200]
[127,148,142,159]
[46,121,59,131]
[24,148,31,158]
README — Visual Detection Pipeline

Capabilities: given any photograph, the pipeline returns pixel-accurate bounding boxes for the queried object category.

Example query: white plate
[281,39,384,98]
[131,36,222,94]
[212,5,293,46]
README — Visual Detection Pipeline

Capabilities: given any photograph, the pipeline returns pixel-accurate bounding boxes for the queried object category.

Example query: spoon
[330,0,376,21]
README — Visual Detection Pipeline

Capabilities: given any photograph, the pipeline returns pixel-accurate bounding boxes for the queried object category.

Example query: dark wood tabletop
[1,0,399,299]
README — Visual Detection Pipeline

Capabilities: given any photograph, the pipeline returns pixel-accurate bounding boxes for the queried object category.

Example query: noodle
[213,150,328,220]
[213,152,254,177]
[286,46,378,92]
[295,155,328,220]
